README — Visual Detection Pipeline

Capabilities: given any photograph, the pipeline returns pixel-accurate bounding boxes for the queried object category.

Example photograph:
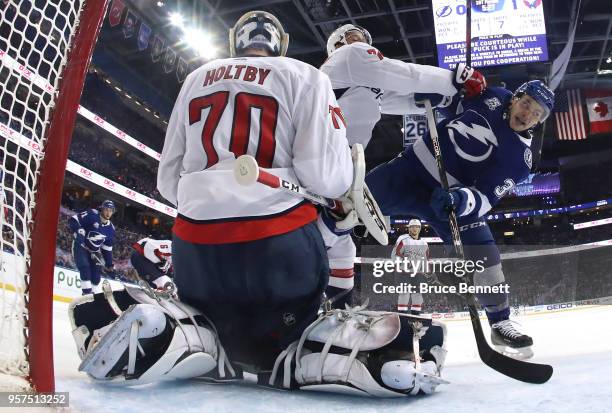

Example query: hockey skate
[490,319,534,360]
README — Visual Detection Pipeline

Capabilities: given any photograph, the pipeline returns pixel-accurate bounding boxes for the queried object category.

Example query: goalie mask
[229,11,289,57]
[326,24,372,56]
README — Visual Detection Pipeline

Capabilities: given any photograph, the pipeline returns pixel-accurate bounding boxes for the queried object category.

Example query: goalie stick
[422,98,553,384]
[233,146,389,245]
[233,154,338,209]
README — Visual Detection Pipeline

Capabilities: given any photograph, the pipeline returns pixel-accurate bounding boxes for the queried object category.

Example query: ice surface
[52,302,612,413]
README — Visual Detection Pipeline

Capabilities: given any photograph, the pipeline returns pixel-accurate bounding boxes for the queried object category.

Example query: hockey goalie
[68,9,449,397]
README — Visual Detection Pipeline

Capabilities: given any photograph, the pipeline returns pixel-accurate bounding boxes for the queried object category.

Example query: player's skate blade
[490,319,534,360]
[493,344,534,360]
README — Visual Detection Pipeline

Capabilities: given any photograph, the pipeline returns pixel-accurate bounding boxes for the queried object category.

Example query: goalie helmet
[229,11,289,57]
[513,80,555,122]
[326,24,372,56]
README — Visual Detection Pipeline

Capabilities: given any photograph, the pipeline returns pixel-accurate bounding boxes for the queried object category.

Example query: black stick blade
[469,307,553,384]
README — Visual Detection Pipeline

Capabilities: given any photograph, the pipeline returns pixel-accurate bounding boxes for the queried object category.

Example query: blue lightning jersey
[412,87,533,219]
[69,209,115,265]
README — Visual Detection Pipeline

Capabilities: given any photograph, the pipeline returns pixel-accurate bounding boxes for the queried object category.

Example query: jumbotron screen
[431,0,549,69]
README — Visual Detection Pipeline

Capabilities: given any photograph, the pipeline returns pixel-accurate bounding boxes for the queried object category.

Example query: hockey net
[0,0,107,392]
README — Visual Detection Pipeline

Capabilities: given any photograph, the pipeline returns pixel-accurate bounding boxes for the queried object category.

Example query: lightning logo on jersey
[447,111,498,163]
[87,232,107,249]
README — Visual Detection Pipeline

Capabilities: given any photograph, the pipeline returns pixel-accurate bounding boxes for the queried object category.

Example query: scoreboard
[431,0,549,69]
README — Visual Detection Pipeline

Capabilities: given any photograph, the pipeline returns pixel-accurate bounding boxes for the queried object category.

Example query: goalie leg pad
[78,303,218,384]
[296,352,400,397]
[270,307,448,397]
[70,286,231,385]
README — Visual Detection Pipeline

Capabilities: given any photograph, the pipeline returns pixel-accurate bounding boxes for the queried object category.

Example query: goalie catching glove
[322,144,390,245]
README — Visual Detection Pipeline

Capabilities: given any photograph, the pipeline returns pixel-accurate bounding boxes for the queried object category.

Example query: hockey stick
[423,99,553,384]
[233,152,389,245]
[466,0,472,67]
[233,154,338,209]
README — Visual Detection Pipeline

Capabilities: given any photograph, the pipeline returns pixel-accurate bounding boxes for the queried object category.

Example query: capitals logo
[523,0,542,8]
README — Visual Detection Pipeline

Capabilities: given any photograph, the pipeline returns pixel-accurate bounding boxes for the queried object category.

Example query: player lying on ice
[67,10,447,397]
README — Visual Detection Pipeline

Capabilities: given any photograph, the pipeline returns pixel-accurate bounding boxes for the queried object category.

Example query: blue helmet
[514,80,555,121]
[99,200,116,212]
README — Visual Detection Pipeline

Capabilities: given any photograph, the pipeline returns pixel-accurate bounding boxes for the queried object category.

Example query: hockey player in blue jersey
[366,80,555,358]
[69,200,116,295]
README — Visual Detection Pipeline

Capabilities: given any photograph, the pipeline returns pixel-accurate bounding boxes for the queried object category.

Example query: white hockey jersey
[158,56,353,244]
[391,234,429,272]
[320,42,458,147]
[133,238,172,266]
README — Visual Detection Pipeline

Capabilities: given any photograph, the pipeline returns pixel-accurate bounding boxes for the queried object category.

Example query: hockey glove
[74,228,86,246]
[430,187,461,221]
[321,206,356,236]
[157,259,172,274]
[430,187,478,221]
[414,93,453,109]
[90,251,105,266]
[453,63,486,98]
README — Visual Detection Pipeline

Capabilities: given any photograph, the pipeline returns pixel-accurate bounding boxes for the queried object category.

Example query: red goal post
[0,0,109,392]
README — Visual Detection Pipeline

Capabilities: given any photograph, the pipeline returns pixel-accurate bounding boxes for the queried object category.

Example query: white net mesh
[0,0,87,383]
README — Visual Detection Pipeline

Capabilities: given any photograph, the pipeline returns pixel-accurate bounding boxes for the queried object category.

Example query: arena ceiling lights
[183,27,217,60]
[168,12,217,60]
[169,12,184,27]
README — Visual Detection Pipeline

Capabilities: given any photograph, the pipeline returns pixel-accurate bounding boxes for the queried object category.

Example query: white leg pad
[137,323,218,383]
[296,353,401,397]
[269,307,448,397]
[79,304,167,379]
[79,303,218,385]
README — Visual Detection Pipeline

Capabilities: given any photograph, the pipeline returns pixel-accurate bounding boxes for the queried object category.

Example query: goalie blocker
[69,285,447,396]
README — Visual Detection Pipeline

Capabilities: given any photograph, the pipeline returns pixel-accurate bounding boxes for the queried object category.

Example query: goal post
[0,0,109,392]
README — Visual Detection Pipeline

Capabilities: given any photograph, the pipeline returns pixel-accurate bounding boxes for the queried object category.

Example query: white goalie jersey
[158,56,353,243]
[320,42,458,147]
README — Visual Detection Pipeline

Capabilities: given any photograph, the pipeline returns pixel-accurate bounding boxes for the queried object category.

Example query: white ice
[52,302,612,413]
